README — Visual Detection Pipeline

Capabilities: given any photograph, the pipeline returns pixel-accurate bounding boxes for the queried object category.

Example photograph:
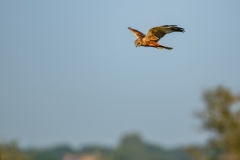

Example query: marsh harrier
[128,25,184,50]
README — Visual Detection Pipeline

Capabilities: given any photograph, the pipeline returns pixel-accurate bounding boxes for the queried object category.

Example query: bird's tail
[158,45,173,50]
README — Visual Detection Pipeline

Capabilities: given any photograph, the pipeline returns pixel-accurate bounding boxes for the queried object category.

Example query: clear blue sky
[1,1,240,148]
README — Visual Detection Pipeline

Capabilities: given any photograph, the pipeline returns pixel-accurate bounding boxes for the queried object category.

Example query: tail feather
[158,45,173,50]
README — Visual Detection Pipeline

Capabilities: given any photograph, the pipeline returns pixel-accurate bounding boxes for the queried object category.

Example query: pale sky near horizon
[1,1,240,148]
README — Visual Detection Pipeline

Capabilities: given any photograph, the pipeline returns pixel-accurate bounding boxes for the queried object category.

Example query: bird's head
[134,39,141,47]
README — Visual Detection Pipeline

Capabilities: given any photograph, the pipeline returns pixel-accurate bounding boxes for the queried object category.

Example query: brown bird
[128,25,184,50]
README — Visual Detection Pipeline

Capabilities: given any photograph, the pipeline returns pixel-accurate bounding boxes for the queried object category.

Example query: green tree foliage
[25,145,74,160]
[112,132,189,160]
[80,145,113,155]
[188,86,240,160]
[4,133,192,160]
[0,141,31,160]
[113,133,149,160]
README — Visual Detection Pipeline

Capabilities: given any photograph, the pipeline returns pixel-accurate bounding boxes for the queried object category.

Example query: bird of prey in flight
[128,25,184,50]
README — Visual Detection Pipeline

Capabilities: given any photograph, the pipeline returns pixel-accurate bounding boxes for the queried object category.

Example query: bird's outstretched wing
[144,25,185,42]
[128,27,145,39]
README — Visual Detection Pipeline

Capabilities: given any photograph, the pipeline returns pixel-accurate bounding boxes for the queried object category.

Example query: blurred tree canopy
[188,86,240,160]
[0,141,31,160]
[114,133,148,160]
[23,133,186,160]
[111,132,191,160]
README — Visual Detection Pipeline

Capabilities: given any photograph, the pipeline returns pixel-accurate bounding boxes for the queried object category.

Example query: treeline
[0,133,192,160]
[1,86,240,160]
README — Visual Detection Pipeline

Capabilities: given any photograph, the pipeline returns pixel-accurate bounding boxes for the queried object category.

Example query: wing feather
[144,25,185,42]
[128,27,145,39]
